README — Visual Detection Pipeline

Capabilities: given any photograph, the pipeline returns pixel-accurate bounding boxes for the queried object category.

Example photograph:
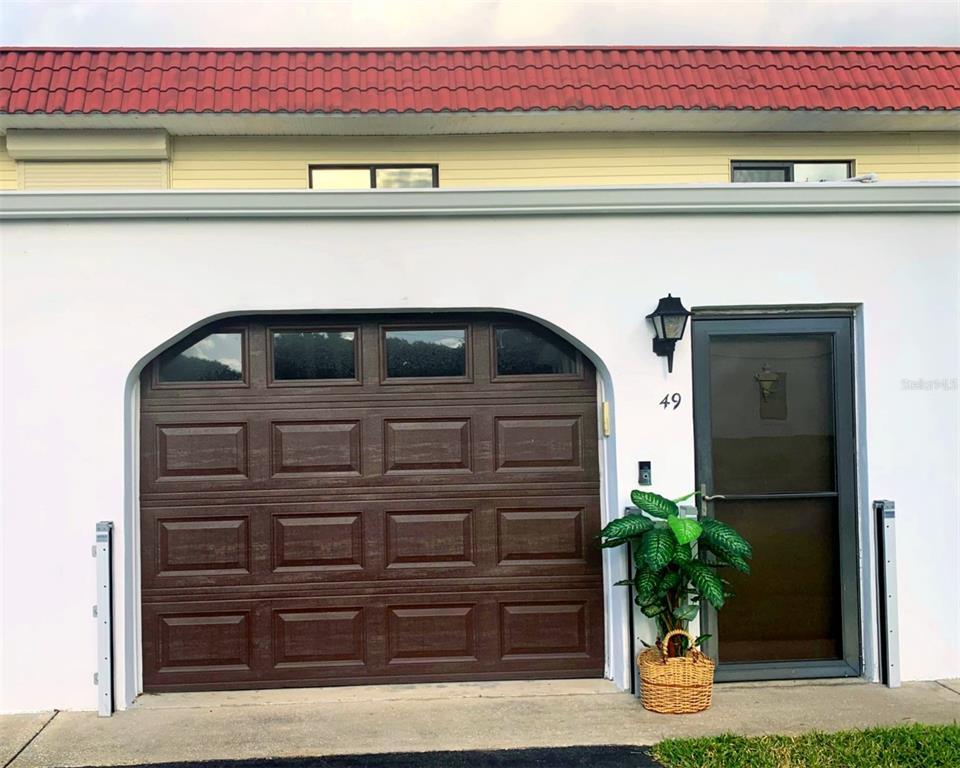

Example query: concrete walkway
[4,678,959,767]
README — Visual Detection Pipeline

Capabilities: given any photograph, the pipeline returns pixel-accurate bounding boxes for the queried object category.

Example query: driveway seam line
[934,680,960,697]
[3,710,59,768]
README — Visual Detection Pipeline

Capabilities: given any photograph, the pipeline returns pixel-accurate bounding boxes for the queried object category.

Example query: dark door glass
[384,328,466,378]
[715,498,842,662]
[273,330,357,381]
[495,325,578,376]
[709,335,835,494]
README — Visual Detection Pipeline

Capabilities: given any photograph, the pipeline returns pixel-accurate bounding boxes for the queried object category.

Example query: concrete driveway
[4,678,959,767]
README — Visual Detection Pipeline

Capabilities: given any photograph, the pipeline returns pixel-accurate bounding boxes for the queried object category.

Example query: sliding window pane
[732,167,790,183]
[375,167,435,188]
[793,163,850,182]
[310,168,371,190]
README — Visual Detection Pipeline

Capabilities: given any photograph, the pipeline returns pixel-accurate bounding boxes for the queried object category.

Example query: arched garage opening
[138,312,607,692]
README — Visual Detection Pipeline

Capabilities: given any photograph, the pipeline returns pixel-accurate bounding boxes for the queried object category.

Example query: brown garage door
[140,313,604,691]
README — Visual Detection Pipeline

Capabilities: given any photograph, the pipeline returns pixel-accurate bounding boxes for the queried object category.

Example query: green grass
[653,723,960,768]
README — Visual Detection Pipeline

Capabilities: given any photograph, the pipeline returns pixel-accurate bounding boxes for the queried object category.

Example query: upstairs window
[732,161,853,183]
[310,165,438,190]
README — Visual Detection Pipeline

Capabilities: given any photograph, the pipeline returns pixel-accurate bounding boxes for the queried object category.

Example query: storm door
[693,316,860,681]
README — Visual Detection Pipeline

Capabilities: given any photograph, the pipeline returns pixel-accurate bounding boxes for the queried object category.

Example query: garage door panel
[272,607,367,670]
[142,587,602,691]
[144,496,599,590]
[271,512,365,573]
[141,314,604,691]
[271,420,363,477]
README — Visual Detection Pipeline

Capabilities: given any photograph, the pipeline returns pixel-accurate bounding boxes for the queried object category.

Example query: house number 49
[660,393,682,410]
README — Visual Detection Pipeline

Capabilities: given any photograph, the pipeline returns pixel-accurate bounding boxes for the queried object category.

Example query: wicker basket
[638,629,716,714]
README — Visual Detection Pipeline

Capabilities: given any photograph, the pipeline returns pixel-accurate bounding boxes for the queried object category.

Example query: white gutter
[1,183,958,220]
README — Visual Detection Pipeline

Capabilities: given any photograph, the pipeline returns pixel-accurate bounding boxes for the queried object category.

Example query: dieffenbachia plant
[599,490,752,658]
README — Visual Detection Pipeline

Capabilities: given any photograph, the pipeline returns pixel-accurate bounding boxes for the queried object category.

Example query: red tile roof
[1,47,958,115]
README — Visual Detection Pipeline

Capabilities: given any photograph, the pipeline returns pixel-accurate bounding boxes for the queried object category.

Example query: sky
[1,0,958,48]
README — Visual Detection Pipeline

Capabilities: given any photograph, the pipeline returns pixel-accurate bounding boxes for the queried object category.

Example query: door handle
[699,483,726,516]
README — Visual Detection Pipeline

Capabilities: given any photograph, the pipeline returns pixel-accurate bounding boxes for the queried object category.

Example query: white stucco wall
[1,189,958,712]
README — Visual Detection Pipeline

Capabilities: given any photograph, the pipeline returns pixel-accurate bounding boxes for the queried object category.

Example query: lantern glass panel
[652,315,667,339]
[663,314,688,340]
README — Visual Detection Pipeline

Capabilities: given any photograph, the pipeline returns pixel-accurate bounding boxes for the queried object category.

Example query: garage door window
[384,327,468,379]
[271,329,359,382]
[495,325,580,377]
[157,331,244,383]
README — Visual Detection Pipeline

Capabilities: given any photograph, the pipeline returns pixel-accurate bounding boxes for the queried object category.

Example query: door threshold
[717,676,870,690]
[132,678,621,710]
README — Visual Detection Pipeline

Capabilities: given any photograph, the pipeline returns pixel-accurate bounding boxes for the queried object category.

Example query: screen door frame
[692,314,861,681]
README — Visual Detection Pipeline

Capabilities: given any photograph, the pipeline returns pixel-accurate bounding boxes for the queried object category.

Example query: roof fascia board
[2,183,957,220]
[1,111,958,136]
[5,128,170,159]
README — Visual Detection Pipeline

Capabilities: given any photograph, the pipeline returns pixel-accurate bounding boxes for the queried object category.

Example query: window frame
[730,160,855,183]
[308,164,440,190]
[490,323,584,383]
[153,326,250,390]
[266,324,363,387]
[380,322,473,384]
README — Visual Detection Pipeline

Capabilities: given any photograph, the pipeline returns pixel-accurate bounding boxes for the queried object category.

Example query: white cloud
[1,0,957,46]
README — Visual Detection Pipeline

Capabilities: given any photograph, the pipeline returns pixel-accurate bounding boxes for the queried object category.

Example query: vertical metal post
[94,521,114,716]
[874,501,900,688]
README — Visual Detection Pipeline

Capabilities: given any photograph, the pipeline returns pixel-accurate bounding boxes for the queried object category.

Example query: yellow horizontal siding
[0,137,17,190]
[0,131,956,190]
[19,160,169,190]
[169,132,960,189]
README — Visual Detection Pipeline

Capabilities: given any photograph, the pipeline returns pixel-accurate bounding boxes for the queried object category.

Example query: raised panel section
[271,421,361,476]
[497,508,585,565]
[384,419,471,473]
[387,605,477,663]
[157,423,247,479]
[272,514,363,572]
[157,517,250,576]
[158,612,251,671]
[500,603,588,660]
[385,511,474,569]
[272,609,365,668]
[495,417,581,470]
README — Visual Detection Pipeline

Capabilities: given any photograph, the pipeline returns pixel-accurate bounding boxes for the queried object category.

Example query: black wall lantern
[646,294,691,373]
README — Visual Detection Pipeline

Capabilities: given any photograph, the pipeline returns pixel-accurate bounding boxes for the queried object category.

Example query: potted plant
[599,489,752,714]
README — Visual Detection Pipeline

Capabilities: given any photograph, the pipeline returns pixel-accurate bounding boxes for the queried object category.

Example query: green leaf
[671,543,693,566]
[700,518,753,559]
[599,514,655,543]
[673,604,700,621]
[667,515,703,545]
[685,561,726,610]
[671,490,700,503]
[630,491,679,519]
[724,554,751,574]
[657,570,681,594]
[693,634,712,647]
[640,528,676,572]
[633,571,659,603]
[641,603,665,618]
[613,579,633,587]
